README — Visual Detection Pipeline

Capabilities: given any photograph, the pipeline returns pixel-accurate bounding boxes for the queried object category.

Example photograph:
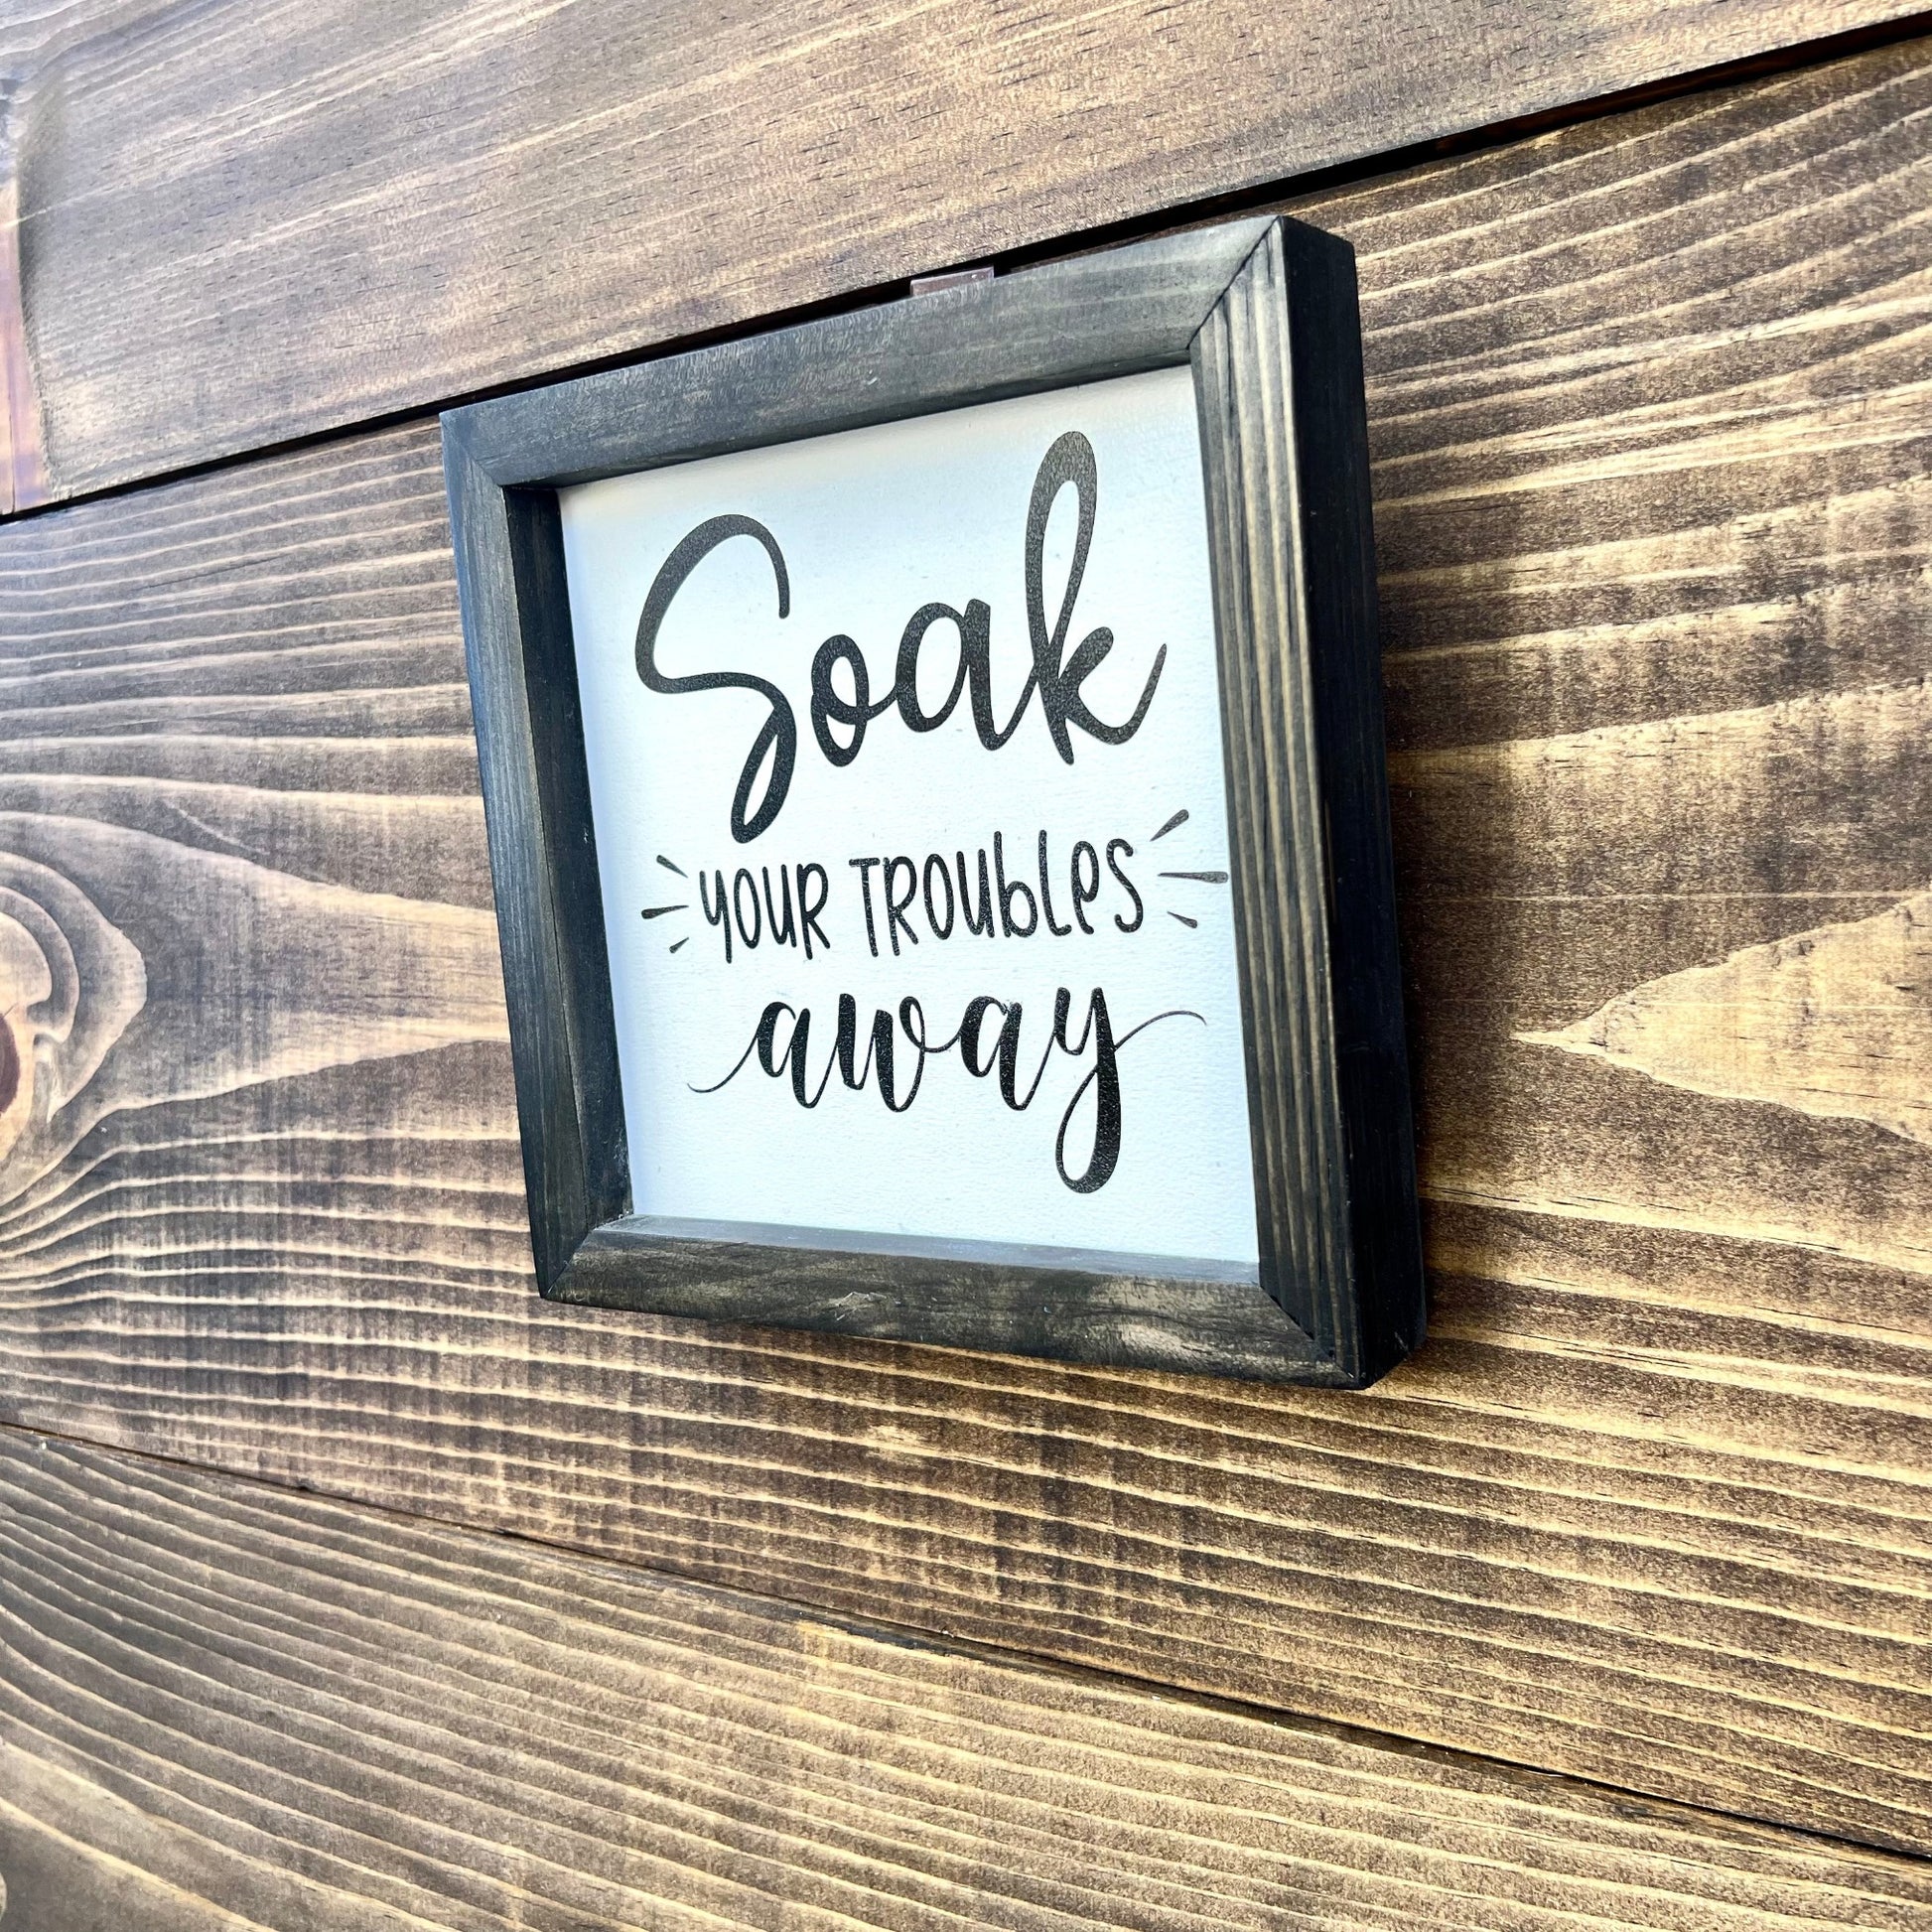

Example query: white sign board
[560,368,1261,1274]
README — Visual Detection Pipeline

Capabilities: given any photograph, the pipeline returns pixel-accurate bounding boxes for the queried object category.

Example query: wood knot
[0,853,144,1177]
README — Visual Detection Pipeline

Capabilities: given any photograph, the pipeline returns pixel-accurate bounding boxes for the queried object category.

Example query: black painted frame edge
[1282,224,1427,1386]
[442,214,1420,1387]
[560,1220,1340,1384]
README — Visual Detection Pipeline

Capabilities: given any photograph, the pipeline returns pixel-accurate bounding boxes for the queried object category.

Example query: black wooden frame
[442,214,1422,1386]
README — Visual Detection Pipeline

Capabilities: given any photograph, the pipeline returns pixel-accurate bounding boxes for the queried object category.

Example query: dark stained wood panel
[0,40,1925,1856]
[0,0,1923,505]
[4,1429,1931,1932]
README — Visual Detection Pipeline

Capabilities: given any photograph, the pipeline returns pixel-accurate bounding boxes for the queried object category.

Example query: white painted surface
[561,367,1259,1268]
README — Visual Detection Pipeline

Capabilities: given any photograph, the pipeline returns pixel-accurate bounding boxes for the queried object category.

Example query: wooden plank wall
[0,7,1929,1927]
[14,1435,1932,1931]
[0,0,1922,507]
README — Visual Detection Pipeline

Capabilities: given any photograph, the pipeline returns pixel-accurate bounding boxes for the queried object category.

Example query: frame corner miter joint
[443,213,1425,1389]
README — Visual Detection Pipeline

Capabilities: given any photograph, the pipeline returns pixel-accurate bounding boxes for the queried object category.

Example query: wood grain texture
[0,39,1926,1856]
[4,1429,1931,1932]
[1522,891,1932,1143]
[0,0,1923,505]
[0,0,148,511]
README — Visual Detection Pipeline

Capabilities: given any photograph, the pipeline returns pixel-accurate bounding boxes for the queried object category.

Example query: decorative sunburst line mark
[1168,910,1198,929]
[1160,869,1228,885]
[646,857,695,953]
[668,936,690,953]
[1151,808,1189,842]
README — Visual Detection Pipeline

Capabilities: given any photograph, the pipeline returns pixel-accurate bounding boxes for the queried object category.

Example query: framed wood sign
[443,215,1423,1386]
